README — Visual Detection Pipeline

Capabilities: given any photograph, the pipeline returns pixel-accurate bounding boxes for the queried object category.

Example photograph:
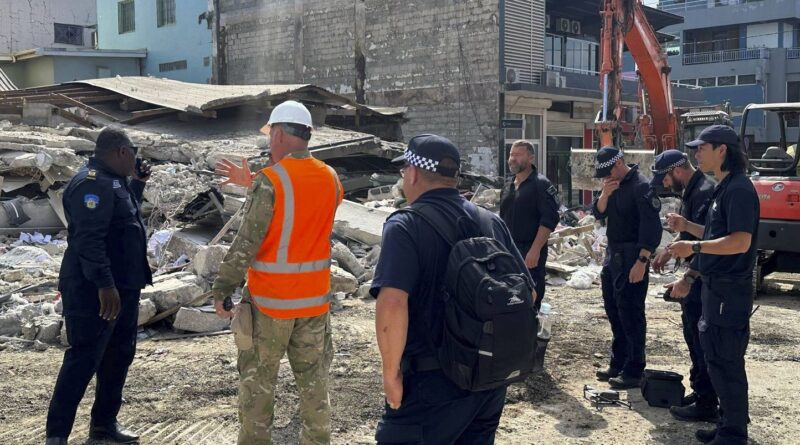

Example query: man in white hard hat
[213,100,343,444]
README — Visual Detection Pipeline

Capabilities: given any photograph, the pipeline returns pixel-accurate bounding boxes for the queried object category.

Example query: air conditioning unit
[544,71,560,87]
[571,20,581,35]
[559,18,571,33]
[506,67,519,84]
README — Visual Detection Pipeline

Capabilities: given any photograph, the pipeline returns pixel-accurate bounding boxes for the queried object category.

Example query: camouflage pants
[237,307,333,445]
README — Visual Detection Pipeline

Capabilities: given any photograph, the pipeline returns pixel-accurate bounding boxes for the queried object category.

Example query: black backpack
[398,202,538,391]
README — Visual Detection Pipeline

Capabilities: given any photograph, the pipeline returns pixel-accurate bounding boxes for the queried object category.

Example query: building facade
[216,0,694,204]
[0,0,143,89]
[97,0,213,83]
[658,0,800,145]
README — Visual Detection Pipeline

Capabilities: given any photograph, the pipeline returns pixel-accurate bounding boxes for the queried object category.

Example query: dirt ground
[1,279,799,445]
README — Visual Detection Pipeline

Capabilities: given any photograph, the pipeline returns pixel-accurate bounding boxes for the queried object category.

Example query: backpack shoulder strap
[472,205,497,239]
[395,203,459,247]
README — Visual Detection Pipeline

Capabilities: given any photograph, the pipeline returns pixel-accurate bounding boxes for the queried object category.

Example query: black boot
[595,367,621,381]
[694,427,717,443]
[608,373,641,389]
[682,392,698,406]
[90,422,139,443]
[670,402,720,423]
[44,438,68,445]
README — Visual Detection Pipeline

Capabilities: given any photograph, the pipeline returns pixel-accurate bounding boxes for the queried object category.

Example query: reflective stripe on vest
[251,292,332,310]
[251,258,331,273]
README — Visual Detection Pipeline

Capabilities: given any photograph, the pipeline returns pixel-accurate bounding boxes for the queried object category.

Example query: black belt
[400,356,440,375]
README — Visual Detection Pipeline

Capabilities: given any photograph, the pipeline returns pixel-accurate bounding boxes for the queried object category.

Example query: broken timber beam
[52,93,119,121]
[53,107,95,127]
[122,107,178,125]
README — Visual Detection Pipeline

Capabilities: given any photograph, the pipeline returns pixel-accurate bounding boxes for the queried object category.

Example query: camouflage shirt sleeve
[212,172,274,301]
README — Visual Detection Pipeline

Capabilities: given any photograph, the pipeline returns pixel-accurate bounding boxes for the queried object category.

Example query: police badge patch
[84,194,100,209]
[546,184,560,204]
[650,195,662,211]
[112,179,122,189]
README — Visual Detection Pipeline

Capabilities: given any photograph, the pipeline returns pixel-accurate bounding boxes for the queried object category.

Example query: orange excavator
[594,0,678,152]
[570,0,730,190]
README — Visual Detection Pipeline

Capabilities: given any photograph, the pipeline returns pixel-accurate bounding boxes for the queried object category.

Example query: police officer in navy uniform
[45,128,152,445]
[592,147,662,389]
[371,135,532,444]
[499,140,559,310]
[668,125,758,445]
[651,150,720,422]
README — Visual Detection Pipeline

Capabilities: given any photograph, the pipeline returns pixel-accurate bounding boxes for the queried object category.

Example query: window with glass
[157,0,176,27]
[565,38,598,74]
[118,0,135,34]
[679,79,697,86]
[698,77,716,87]
[788,81,800,127]
[738,74,757,85]
[717,76,736,86]
[545,34,563,67]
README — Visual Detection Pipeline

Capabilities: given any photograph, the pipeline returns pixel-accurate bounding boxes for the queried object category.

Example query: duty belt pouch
[231,300,254,351]
[641,369,685,408]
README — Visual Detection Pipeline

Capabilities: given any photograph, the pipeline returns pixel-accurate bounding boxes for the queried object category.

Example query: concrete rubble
[172,306,230,333]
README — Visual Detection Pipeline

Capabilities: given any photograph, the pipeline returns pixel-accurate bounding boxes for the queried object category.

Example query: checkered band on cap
[595,151,623,169]
[652,157,688,175]
[405,150,439,172]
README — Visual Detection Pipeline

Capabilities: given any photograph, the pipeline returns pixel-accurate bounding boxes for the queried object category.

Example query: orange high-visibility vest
[247,155,342,319]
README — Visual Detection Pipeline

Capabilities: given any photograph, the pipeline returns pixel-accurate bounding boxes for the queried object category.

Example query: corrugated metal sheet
[0,67,17,91]
[548,119,584,136]
[504,0,545,85]
[70,77,404,118]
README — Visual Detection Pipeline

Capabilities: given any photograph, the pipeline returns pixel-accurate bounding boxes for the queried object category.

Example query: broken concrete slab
[192,245,230,278]
[331,241,366,279]
[0,311,22,337]
[334,200,391,246]
[138,299,157,326]
[140,273,207,312]
[172,306,230,333]
[0,246,55,268]
[330,265,359,295]
[34,316,62,344]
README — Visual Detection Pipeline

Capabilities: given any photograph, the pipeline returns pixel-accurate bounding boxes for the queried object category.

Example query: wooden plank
[52,93,119,121]
[121,107,177,125]
[54,107,95,127]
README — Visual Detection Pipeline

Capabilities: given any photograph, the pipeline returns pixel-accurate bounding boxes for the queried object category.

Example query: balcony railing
[658,0,763,14]
[683,48,769,65]
[788,48,800,59]
[545,64,638,81]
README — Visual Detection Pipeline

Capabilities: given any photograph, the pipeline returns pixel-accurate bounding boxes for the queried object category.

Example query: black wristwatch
[637,255,649,264]
[692,242,702,254]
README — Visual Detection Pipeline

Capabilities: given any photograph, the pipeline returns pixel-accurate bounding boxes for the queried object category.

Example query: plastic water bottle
[537,302,553,340]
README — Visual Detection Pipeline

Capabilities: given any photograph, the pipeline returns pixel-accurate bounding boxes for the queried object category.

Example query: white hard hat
[260,100,313,135]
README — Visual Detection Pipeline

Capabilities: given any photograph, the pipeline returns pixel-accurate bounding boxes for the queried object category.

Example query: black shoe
[44,438,68,445]
[695,427,717,443]
[595,367,621,381]
[682,392,698,406]
[670,403,720,422]
[90,422,139,443]
[608,373,641,389]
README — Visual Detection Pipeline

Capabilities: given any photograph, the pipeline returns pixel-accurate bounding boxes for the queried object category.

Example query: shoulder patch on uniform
[87,169,97,180]
[650,195,662,211]
[112,179,122,189]
[83,194,100,209]
[546,184,558,197]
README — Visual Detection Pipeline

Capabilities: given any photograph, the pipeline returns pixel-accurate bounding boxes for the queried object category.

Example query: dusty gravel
[1,280,798,445]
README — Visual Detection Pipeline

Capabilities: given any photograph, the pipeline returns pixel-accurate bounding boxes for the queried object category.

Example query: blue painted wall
[97,0,211,84]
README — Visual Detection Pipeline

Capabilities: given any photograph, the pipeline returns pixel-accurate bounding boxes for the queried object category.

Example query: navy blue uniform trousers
[601,246,648,377]
[681,280,717,405]
[375,370,506,444]
[46,288,140,438]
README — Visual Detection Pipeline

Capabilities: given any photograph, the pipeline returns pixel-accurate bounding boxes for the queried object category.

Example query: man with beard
[651,150,718,422]
[499,140,559,309]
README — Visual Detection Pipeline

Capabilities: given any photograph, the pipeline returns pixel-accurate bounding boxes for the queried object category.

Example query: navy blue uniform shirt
[679,170,715,268]
[698,172,759,278]
[59,158,152,293]
[370,188,531,359]
[592,164,662,252]
[499,166,560,256]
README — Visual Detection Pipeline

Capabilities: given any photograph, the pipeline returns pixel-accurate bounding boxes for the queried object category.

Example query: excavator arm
[596,0,678,152]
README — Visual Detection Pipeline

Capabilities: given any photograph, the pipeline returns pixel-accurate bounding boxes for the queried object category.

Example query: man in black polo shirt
[371,134,532,444]
[668,125,758,445]
[499,140,560,309]
[592,146,662,389]
[651,150,718,422]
